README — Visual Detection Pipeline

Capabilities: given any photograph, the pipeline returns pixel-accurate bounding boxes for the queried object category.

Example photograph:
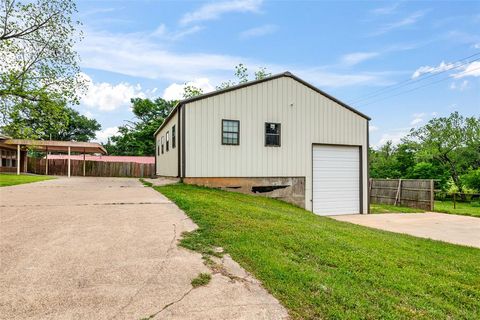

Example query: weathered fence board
[27,158,154,178]
[369,178,434,211]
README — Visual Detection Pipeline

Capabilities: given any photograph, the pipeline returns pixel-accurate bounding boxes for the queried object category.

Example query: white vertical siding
[183,76,368,212]
[155,111,178,177]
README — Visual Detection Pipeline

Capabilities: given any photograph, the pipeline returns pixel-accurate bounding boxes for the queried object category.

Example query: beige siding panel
[155,111,178,177]
[184,77,368,212]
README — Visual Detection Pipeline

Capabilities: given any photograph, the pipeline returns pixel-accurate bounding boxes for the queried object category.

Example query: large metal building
[154,72,370,215]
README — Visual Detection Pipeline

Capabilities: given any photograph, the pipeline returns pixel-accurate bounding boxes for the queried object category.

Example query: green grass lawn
[156,184,480,320]
[370,203,425,214]
[0,173,54,187]
[371,201,480,218]
[434,200,480,218]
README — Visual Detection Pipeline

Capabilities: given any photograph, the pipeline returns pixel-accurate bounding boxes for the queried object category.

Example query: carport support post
[67,146,71,178]
[83,148,86,176]
[16,144,20,175]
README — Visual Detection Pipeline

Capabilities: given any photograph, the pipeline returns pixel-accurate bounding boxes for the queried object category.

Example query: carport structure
[2,139,107,177]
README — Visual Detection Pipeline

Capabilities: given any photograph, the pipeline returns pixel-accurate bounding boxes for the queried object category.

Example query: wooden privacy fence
[369,178,434,211]
[28,158,155,178]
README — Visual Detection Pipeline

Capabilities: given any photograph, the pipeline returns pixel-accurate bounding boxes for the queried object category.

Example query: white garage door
[312,145,360,215]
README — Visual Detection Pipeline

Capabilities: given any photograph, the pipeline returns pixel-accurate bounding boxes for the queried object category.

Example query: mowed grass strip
[370,203,425,214]
[371,201,480,218]
[0,173,54,187]
[157,184,480,320]
[434,200,480,218]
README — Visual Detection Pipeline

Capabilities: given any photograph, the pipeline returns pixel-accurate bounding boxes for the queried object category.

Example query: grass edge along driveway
[0,173,54,187]
[371,202,480,218]
[156,184,480,320]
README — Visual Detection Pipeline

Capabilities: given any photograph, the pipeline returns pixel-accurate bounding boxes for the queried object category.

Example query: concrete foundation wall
[183,177,305,208]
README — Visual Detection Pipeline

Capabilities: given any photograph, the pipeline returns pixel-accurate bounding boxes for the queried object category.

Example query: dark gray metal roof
[154,71,370,136]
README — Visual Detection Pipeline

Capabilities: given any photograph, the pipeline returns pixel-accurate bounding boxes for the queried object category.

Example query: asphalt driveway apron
[0,177,287,319]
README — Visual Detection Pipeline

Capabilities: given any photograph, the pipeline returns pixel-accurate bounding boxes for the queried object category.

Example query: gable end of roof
[154,71,370,137]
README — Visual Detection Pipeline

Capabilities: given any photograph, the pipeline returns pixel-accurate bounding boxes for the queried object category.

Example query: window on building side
[166,131,169,151]
[172,125,176,148]
[222,120,240,145]
[265,123,281,147]
[161,136,164,154]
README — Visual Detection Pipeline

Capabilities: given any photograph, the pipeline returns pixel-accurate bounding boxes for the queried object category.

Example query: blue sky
[74,0,480,146]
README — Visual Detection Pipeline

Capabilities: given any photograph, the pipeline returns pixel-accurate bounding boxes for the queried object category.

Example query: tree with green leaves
[369,142,402,179]
[0,0,84,122]
[407,112,479,194]
[106,97,176,156]
[183,85,203,99]
[2,101,100,141]
[461,169,480,192]
[216,63,272,90]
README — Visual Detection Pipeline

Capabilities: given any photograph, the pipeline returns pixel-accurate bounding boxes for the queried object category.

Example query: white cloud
[452,61,480,78]
[371,3,399,15]
[410,118,423,126]
[375,129,410,148]
[449,80,469,91]
[83,110,94,119]
[474,43,480,49]
[162,78,215,101]
[410,112,426,126]
[180,0,263,25]
[240,24,278,39]
[151,24,204,41]
[340,52,380,66]
[412,60,480,79]
[372,10,426,36]
[80,73,152,111]
[95,126,119,143]
[78,29,251,82]
[78,28,392,89]
[369,125,379,132]
[299,68,392,88]
[412,61,457,79]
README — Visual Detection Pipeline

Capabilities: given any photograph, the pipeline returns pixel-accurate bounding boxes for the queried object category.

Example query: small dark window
[157,144,159,156]
[222,120,239,145]
[166,131,169,152]
[161,136,164,154]
[265,123,281,147]
[172,125,176,148]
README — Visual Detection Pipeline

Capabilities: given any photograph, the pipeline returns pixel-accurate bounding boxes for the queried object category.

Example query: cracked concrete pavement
[0,177,288,319]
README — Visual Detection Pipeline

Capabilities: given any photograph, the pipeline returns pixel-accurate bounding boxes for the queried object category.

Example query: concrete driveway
[333,212,480,248]
[0,177,287,320]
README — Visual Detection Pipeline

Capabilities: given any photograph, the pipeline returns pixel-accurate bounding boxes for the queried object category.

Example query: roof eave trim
[153,71,370,136]
[154,102,181,137]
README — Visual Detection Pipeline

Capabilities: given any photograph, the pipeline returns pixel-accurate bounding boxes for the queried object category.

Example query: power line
[348,52,480,105]
[358,65,480,107]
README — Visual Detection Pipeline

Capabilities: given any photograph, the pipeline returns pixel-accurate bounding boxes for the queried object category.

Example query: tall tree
[0,0,84,122]
[407,112,480,194]
[2,101,101,141]
[107,98,176,155]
